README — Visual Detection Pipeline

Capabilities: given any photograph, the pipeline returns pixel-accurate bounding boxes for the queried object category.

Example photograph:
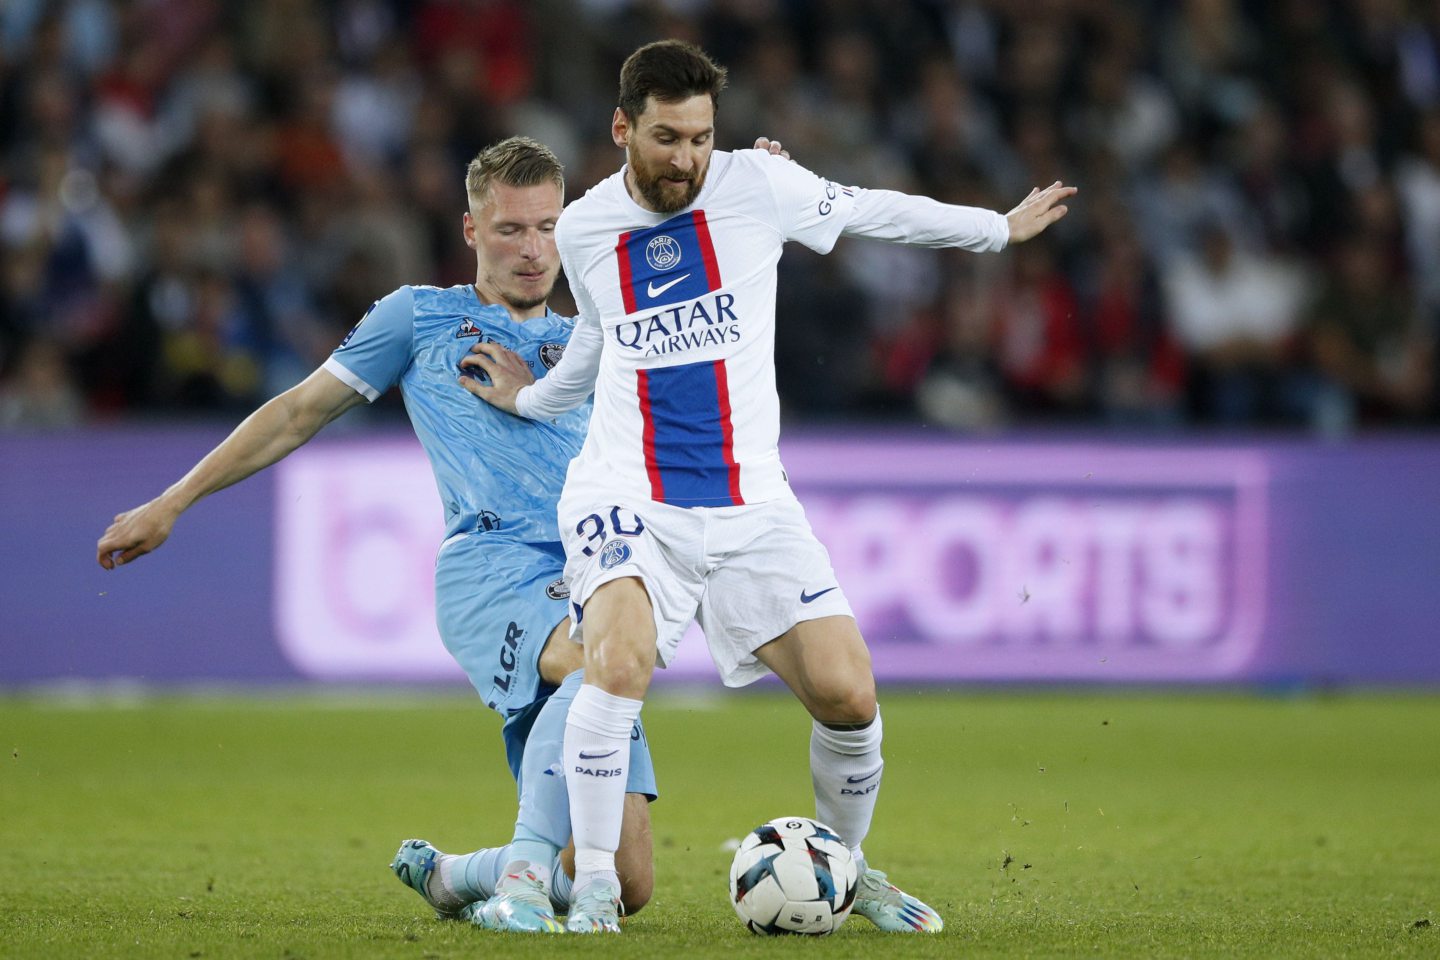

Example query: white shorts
[558,494,854,687]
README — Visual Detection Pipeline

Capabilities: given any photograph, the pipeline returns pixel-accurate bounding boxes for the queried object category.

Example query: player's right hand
[97,499,177,569]
[459,341,535,414]
[1005,181,1077,244]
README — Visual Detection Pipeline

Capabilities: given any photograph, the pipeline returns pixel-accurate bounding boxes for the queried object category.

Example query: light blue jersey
[339,283,657,898]
[322,283,593,718]
[323,283,592,544]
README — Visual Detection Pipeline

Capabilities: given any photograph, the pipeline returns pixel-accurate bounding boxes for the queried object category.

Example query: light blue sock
[453,845,509,901]
[449,670,584,901]
[513,670,583,853]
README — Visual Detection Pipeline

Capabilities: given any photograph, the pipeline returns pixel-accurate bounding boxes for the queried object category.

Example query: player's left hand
[753,137,790,160]
[1005,181,1077,244]
[97,497,178,569]
[459,341,535,414]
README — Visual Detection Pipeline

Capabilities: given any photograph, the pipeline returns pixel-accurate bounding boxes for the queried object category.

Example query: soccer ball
[728,816,858,936]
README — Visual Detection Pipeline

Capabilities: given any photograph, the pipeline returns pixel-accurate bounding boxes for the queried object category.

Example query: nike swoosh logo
[846,766,883,784]
[578,749,618,760]
[800,587,838,604]
[646,273,690,298]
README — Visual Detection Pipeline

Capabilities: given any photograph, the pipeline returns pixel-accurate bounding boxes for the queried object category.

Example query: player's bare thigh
[752,615,877,725]
[534,596,661,704]
[615,792,654,913]
[537,618,583,685]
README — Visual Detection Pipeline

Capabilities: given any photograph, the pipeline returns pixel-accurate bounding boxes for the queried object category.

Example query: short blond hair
[465,136,565,209]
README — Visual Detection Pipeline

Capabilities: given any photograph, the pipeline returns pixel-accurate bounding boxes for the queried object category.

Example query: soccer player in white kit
[464,40,1077,933]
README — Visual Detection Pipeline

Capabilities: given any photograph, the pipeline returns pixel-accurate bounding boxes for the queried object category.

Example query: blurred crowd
[3,0,1440,435]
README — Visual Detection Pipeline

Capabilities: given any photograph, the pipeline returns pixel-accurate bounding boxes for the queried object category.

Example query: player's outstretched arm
[1005,181,1077,244]
[96,369,364,569]
[819,172,1073,253]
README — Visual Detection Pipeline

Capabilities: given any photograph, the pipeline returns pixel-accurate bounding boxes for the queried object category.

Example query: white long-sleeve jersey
[517,149,1008,508]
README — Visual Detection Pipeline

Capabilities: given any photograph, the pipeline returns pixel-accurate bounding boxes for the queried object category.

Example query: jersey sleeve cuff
[513,384,537,419]
[322,357,380,402]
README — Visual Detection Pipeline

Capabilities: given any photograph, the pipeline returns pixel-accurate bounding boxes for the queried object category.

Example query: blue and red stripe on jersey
[635,359,743,507]
[615,210,722,315]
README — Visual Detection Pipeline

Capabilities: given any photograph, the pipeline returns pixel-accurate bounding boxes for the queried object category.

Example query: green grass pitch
[2,689,1437,958]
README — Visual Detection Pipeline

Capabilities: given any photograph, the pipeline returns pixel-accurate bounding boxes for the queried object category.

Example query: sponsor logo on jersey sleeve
[337,299,380,349]
[817,180,855,217]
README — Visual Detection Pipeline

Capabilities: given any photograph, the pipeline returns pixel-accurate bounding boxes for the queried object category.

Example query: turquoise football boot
[390,839,470,921]
[851,868,944,932]
[474,863,563,933]
[563,878,623,933]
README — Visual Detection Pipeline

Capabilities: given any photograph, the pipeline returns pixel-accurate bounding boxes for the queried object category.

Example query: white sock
[564,683,642,894]
[430,854,471,910]
[499,857,551,890]
[810,707,884,862]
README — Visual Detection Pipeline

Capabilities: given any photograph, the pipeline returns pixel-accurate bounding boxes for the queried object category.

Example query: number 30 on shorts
[575,507,646,557]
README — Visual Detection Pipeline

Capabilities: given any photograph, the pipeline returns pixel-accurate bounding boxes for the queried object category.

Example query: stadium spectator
[1162,223,1312,425]
[913,263,1009,432]
[0,0,1437,432]
[984,240,1088,417]
[1308,235,1433,426]
[153,267,262,411]
[231,201,327,396]
[1396,110,1440,321]
[1087,223,1187,427]
[0,335,84,429]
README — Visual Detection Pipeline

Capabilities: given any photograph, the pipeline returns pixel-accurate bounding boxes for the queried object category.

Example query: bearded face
[627,139,706,212]
[616,94,716,214]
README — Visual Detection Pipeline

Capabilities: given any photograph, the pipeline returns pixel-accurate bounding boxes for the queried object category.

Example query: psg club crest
[645,234,682,271]
[539,342,565,369]
[599,539,633,570]
[617,212,722,314]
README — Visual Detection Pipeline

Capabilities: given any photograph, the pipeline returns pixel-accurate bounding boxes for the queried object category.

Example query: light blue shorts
[434,534,657,798]
[502,670,657,801]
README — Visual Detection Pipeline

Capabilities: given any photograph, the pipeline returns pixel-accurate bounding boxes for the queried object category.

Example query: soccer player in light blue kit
[95,137,682,932]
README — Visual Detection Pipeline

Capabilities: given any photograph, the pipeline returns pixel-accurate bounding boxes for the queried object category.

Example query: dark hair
[618,40,728,121]
[465,136,565,207]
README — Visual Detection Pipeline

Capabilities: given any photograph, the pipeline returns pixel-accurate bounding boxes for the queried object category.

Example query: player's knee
[586,640,654,699]
[617,844,654,915]
[619,871,653,916]
[808,680,876,726]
